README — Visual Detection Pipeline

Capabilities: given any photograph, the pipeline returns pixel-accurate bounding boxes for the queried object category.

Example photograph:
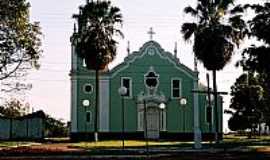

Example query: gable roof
[110,40,198,79]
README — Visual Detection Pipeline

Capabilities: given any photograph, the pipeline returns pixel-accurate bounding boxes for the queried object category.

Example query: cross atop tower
[147,27,155,40]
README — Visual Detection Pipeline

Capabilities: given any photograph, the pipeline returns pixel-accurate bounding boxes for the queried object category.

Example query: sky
[22,0,258,131]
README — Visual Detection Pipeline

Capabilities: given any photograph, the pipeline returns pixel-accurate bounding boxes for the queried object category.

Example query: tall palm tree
[73,0,123,141]
[181,0,246,143]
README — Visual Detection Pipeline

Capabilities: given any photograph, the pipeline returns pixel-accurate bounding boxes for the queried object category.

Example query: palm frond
[196,3,210,21]
[181,23,197,41]
[230,15,243,25]
[217,0,234,10]
[198,0,210,9]
[224,109,234,115]
[243,4,251,10]
[221,25,233,36]
[184,6,198,17]
[73,0,123,67]
[230,5,244,14]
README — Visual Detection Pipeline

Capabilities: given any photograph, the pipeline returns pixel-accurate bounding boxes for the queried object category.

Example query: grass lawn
[2,135,270,154]
[2,135,270,150]
[219,135,270,152]
[68,135,270,151]
[71,140,196,149]
[1,136,270,159]
[0,141,40,148]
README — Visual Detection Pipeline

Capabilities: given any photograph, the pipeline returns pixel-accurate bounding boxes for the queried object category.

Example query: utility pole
[192,73,227,144]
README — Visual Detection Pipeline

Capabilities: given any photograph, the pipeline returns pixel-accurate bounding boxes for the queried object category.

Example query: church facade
[70,39,223,140]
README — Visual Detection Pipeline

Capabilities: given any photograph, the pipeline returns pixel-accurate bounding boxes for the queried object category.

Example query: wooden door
[146,107,159,139]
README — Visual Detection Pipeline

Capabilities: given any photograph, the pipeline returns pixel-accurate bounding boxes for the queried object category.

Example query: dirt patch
[0,143,85,155]
[256,147,270,153]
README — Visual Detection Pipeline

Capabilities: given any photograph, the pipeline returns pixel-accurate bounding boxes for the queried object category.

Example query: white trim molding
[110,41,198,79]
[99,79,110,131]
[71,78,78,132]
[171,78,182,99]
[120,77,133,99]
[144,66,160,89]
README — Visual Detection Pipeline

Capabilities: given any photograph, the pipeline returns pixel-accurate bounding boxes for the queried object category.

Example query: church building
[70,30,223,141]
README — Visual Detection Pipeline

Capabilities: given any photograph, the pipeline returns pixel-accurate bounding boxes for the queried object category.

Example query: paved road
[1,143,270,160]
[1,152,270,160]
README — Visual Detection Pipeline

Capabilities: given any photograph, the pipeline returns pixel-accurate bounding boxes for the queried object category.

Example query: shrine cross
[147,27,155,40]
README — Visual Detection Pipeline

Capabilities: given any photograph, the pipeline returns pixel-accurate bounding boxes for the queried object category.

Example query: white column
[193,79,202,149]
[71,43,77,71]
[70,43,78,133]
[71,78,78,132]
[99,78,110,131]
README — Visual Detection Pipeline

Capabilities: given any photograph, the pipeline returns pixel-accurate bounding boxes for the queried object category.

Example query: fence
[0,111,45,140]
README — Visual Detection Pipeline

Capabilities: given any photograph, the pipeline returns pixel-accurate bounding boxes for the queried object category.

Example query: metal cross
[147,27,155,40]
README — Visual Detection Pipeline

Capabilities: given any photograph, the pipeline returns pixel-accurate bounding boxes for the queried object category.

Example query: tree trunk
[94,68,99,142]
[212,70,219,143]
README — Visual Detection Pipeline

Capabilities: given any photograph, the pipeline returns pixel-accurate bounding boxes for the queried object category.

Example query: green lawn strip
[209,135,270,151]
[44,137,70,143]
[1,135,270,155]
[70,140,195,150]
[0,141,40,148]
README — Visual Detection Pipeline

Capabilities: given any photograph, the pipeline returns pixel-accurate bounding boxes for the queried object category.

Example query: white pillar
[193,78,202,149]
[99,78,110,131]
[70,42,78,132]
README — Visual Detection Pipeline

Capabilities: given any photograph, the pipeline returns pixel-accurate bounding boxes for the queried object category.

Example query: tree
[239,2,270,117]
[44,115,68,137]
[0,98,29,118]
[228,113,249,132]
[228,73,264,134]
[181,0,247,142]
[0,0,42,91]
[73,0,123,141]
[235,2,270,127]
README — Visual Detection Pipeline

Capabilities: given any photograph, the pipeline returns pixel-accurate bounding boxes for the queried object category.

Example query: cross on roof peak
[147,27,155,40]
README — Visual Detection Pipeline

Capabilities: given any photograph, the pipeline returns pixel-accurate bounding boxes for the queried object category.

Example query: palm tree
[181,0,246,143]
[73,0,123,141]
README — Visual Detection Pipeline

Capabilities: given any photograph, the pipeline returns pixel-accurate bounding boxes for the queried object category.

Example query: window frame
[120,77,132,99]
[159,108,167,131]
[171,78,182,99]
[86,111,92,124]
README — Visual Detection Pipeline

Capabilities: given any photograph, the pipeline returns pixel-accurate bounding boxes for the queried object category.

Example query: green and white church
[70,30,223,142]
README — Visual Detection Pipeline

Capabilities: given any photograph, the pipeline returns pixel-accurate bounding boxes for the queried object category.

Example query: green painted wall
[109,42,196,133]
[72,41,223,134]
[77,78,96,132]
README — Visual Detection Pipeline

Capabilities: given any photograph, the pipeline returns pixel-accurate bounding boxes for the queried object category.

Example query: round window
[84,84,93,94]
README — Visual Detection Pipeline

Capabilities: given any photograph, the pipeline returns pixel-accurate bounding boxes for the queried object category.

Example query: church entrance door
[146,107,159,139]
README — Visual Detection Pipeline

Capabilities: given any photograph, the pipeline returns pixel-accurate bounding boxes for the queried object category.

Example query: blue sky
[25,0,258,131]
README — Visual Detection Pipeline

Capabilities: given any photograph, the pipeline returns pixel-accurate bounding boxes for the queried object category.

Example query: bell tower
[70,24,78,133]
